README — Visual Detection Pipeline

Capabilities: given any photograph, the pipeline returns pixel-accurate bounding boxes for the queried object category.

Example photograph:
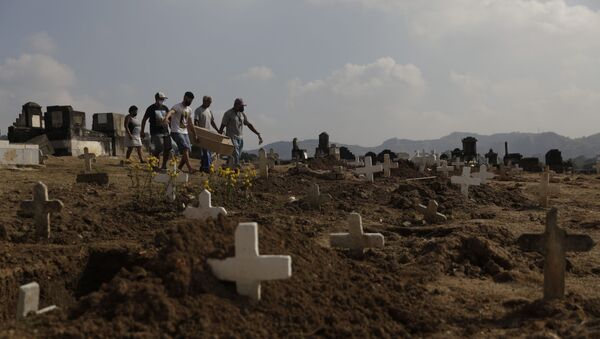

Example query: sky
[2,0,600,149]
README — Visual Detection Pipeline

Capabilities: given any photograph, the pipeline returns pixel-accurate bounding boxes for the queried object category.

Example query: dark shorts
[171,132,191,152]
[151,134,172,153]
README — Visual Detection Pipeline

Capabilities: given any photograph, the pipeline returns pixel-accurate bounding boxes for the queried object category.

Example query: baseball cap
[155,92,168,100]
[234,98,246,106]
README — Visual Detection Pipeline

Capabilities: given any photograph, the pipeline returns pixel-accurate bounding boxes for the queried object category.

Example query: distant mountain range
[249,132,600,160]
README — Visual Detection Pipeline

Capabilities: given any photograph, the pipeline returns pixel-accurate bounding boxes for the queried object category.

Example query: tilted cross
[78,147,96,173]
[154,162,189,202]
[450,167,481,198]
[354,156,383,182]
[416,200,447,224]
[382,154,399,177]
[330,213,385,252]
[472,165,496,184]
[518,208,595,300]
[207,222,292,301]
[258,148,269,179]
[436,160,454,177]
[183,189,227,220]
[19,182,63,238]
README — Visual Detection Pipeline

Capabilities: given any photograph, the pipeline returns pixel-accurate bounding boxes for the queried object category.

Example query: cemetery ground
[1,157,600,337]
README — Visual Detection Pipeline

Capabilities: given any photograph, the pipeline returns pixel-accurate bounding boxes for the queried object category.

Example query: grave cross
[517,208,595,300]
[450,167,481,198]
[416,200,447,224]
[382,154,399,177]
[452,159,465,172]
[207,222,292,301]
[535,169,559,207]
[154,162,189,202]
[330,213,385,252]
[16,282,57,319]
[594,161,600,174]
[348,157,363,167]
[78,147,96,173]
[183,189,227,220]
[19,182,63,238]
[354,156,383,183]
[258,148,269,179]
[472,165,496,184]
[436,160,454,177]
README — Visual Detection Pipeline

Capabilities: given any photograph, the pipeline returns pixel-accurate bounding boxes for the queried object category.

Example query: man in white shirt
[163,91,199,173]
[194,96,219,173]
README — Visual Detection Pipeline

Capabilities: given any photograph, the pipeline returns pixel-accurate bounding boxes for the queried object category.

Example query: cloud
[236,66,275,82]
[25,31,57,54]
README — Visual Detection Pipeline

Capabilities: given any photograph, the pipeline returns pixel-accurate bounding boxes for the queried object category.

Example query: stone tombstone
[485,148,498,166]
[183,189,227,221]
[207,222,292,301]
[518,208,595,300]
[354,156,383,182]
[291,137,308,161]
[16,282,57,319]
[416,200,447,224]
[461,136,477,162]
[450,167,481,198]
[267,148,279,167]
[258,148,269,179]
[330,213,385,252]
[19,182,64,238]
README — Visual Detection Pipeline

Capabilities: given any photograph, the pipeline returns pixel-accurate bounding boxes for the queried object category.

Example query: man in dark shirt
[141,92,172,170]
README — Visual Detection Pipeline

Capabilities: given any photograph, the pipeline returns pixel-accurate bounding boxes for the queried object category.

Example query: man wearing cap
[141,92,171,170]
[194,96,219,173]
[163,91,199,173]
[218,98,263,168]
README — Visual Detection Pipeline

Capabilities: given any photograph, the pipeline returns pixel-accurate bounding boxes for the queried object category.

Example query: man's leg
[161,135,172,169]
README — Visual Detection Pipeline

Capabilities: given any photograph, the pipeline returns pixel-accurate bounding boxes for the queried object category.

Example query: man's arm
[218,112,228,134]
[162,109,176,126]
[246,123,263,145]
[187,116,199,142]
[210,118,219,132]
[140,107,150,138]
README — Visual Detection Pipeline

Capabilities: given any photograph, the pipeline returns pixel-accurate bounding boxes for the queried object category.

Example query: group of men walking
[123,91,263,173]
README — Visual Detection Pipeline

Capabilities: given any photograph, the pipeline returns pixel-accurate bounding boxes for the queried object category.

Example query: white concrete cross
[16,282,57,320]
[154,162,189,202]
[348,157,364,167]
[354,156,383,182]
[19,182,64,238]
[451,167,481,198]
[78,147,96,173]
[258,148,269,179]
[330,213,385,252]
[207,222,292,301]
[416,200,447,224]
[472,165,496,184]
[183,189,227,221]
[382,153,399,177]
[436,160,454,177]
[451,159,464,172]
[536,170,560,207]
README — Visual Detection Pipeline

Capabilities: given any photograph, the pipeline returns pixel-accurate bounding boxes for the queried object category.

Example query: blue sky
[2,0,600,149]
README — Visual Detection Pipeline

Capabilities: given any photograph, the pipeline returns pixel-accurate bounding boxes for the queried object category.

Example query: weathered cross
[535,169,559,207]
[154,162,189,202]
[207,222,292,301]
[267,148,279,167]
[472,165,496,184]
[436,160,454,177]
[183,189,227,220]
[78,147,96,173]
[416,200,447,224]
[330,213,385,252]
[258,148,269,179]
[354,156,383,182]
[19,182,64,238]
[348,157,363,167]
[450,167,481,198]
[517,208,595,300]
[452,159,465,172]
[382,153,399,177]
[16,282,57,320]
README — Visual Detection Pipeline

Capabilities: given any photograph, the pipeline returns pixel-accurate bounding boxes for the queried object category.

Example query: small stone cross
[183,189,227,220]
[416,200,447,224]
[16,282,57,319]
[472,165,496,184]
[78,147,96,173]
[536,169,559,207]
[382,153,399,177]
[452,159,465,172]
[436,160,454,177]
[207,222,292,301]
[19,182,64,238]
[354,156,383,182]
[451,167,481,198]
[154,162,189,202]
[517,208,595,300]
[330,213,385,252]
[258,148,269,179]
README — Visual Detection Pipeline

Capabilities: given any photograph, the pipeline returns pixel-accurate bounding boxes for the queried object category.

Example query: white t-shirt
[194,106,213,130]
[170,103,193,134]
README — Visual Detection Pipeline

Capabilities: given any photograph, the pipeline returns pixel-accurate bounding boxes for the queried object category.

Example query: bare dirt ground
[1,156,600,338]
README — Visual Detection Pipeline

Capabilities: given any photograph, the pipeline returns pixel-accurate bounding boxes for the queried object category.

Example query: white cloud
[236,66,275,81]
[25,31,57,54]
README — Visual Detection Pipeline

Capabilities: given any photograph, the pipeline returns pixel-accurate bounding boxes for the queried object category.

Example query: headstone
[535,168,559,207]
[416,200,447,224]
[450,167,481,198]
[78,147,96,173]
[354,156,383,182]
[16,282,57,320]
[154,162,189,201]
[207,222,292,301]
[19,182,64,238]
[382,153,399,177]
[436,160,454,177]
[258,148,269,179]
[267,148,279,167]
[517,208,595,300]
[304,183,328,209]
[183,189,227,220]
[330,213,385,252]
[291,138,308,161]
[472,165,495,184]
